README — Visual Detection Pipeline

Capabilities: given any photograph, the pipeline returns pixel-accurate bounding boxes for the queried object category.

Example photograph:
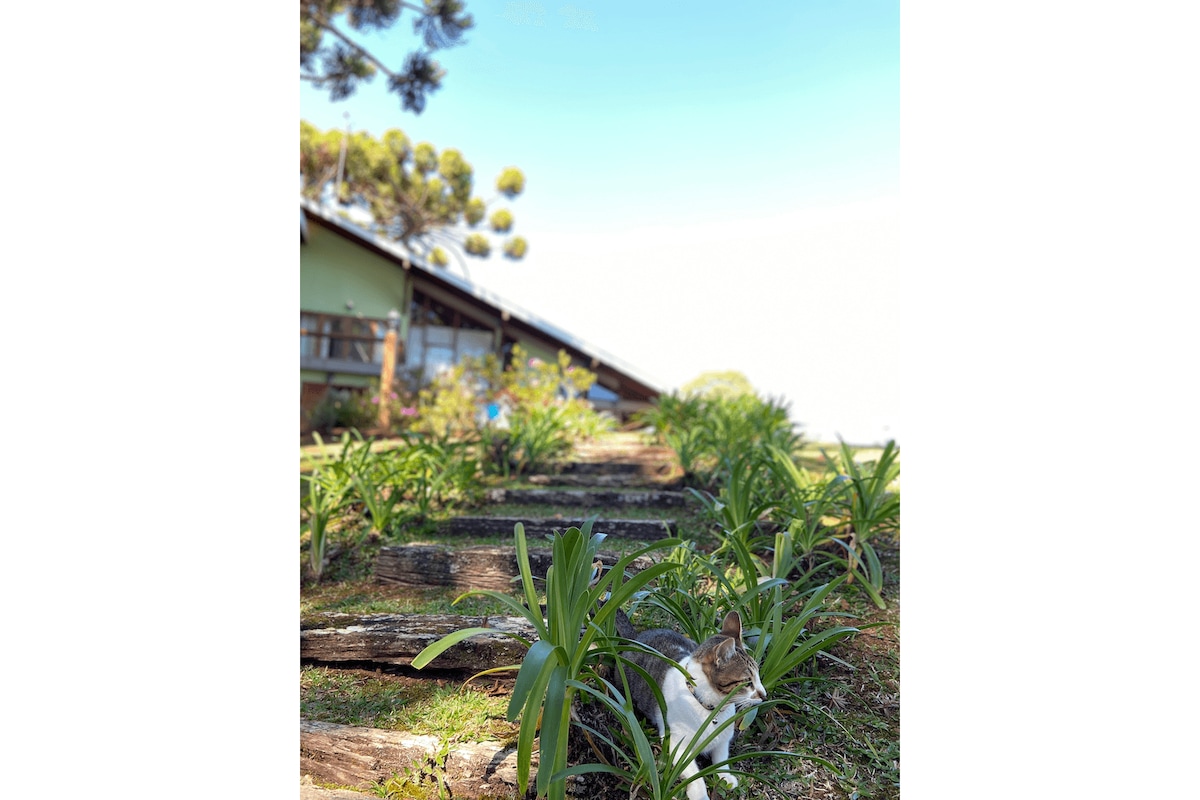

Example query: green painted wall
[301,223,408,319]
[301,368,372,388]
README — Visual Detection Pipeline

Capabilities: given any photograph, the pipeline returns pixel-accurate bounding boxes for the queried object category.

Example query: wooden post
[378,309,400,428]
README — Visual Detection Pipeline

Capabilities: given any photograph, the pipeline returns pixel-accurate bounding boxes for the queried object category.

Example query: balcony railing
[301,311,394,376]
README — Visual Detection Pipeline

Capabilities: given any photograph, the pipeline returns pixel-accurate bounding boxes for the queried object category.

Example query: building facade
[300,200,661,427]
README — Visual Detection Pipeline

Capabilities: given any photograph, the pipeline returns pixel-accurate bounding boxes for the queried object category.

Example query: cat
[615,608,767,800]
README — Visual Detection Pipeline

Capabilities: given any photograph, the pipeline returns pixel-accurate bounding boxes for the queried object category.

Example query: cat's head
[692,611,768,710]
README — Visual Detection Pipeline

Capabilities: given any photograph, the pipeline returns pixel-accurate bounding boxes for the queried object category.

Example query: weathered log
[375,545,655,592]
[301,613,536,669]
[440,516,677,540]
[300,719,533,798]
[485,487,690,508]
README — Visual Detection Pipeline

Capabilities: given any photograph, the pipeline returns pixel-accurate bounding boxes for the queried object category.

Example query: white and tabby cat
[615,608,767,800]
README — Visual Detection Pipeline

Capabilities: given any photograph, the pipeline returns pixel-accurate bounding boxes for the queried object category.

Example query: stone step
[301,721,530,798]
[484,487,691,508]
[440,515,677,540]
[559,460,650,475]
[527,471,678,488]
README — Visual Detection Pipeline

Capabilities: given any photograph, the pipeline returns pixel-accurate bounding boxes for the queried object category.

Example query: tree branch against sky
[301,120,529,270]
[300,0,473,114]
[299,1,531,271]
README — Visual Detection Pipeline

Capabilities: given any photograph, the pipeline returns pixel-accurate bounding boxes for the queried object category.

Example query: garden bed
[300,412,900,799]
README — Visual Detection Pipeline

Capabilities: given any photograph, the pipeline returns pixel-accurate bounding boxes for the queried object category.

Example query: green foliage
[397,434,482,521]
[311,430,471,535]
[463,232,490,256]
[306,386,379,434]
[487,404,572,477]
[304,382,418,436]
[812,440,899,609]
[412,521,682,800]
[826,439,901,542]
[701,393,801,469]
[412,357,492,440]
[496,167,525,197]
[680,369,756,401]
[299,430,482,580]
[302,419,900,795]
[639,387,901,610]
[629,541,723,644]
[766,445,845,577]
[300,0,474,114]
[570,533,855,797]
[302,462,350,582]
[488,208,514,232]
[567,669,810,800]
[634,393,707,485]
[300,120,529,267]
[412,345,610,477]
[688,449,777,552]
[637,391,802,489]
[503,235,528,259]
[404,522,861,799]
[749,574,860,694]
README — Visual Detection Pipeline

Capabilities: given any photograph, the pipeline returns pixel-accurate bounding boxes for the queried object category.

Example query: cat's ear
[720,611,742,641]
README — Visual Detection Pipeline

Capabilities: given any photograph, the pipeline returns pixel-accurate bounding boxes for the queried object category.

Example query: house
[300,198,662,428]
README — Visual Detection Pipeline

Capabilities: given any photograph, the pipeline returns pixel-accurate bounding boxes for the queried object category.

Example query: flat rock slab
[557,461,649,475]
[441,516,677,540]
[526,472,675,488]
[301,613,536,669]
[376,544,656,592]
[301,719,531,798]
[485,487,690,508]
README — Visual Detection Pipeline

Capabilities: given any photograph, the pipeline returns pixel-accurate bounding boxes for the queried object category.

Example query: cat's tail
[613,607,639,641]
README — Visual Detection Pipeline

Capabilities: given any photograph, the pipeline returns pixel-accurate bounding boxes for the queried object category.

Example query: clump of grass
[301,667,416,729]
[301,580,521,618]
[301,666,517,742]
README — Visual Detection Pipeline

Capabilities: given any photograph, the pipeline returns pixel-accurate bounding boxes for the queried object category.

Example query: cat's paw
[718,771,739,789]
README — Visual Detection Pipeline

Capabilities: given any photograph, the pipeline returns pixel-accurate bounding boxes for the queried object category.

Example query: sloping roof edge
[300,198,665,398]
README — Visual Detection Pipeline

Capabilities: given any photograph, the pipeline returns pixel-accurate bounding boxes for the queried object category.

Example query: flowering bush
[411,345,612,473]
[371,386,420,433]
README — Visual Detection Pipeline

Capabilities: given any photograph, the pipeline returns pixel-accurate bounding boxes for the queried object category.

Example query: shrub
[413,520,682,800]
[413,345,611,476]
[306,387,378,433]
[638,391,803,489]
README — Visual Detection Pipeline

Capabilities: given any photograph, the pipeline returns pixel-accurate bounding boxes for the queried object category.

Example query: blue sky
[301,1,900,444]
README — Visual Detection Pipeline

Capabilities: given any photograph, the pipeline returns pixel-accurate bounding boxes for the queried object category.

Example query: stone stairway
[301,433,689,797]
[433,436,688,544]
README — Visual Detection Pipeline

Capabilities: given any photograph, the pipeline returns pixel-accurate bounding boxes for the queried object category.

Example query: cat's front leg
[679,758,709,800]
[705,733,738,791]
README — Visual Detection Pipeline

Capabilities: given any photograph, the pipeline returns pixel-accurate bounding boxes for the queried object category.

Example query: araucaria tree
[301,121,529,266]
[301,0,473,114]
